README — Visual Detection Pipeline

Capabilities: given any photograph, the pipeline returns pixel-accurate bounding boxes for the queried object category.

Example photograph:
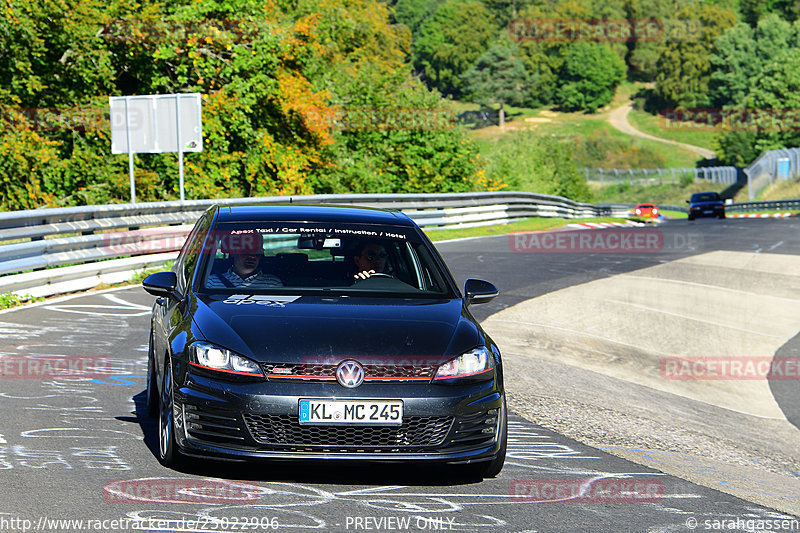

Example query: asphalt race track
[0,217,799,533]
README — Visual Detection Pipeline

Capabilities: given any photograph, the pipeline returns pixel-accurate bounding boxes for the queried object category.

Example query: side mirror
[143,271,179,300]
[464,278,498,306]
[685,200,690,204]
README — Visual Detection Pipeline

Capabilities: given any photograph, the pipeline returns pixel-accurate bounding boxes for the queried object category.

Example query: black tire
[158,361,183,468]
[146,332,159,417]
[688,216,694,221]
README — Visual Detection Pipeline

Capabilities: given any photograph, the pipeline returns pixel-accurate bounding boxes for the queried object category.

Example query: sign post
[109,93,203,203]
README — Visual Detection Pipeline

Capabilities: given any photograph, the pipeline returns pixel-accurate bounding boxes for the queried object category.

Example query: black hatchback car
[143,204,506,477]
[687,191,726,220]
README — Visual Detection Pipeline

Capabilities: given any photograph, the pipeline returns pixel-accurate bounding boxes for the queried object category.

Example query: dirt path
[608,102,715,160]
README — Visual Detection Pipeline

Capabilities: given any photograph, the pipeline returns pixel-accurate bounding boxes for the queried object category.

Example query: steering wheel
[365,272,392,278]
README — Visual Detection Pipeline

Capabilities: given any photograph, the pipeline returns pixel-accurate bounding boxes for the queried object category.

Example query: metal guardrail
[2,190,792,299]
[584,167,742,185]
[744,148,800,201]
[0,192,629,298]
[725,199,800,212]
[611,203,689,214]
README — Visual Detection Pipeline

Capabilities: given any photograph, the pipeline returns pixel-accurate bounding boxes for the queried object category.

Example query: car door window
[175,214,210,297]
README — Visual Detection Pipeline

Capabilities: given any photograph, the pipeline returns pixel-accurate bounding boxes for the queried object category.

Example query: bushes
[475,131,591,203]
[0,0,490,211]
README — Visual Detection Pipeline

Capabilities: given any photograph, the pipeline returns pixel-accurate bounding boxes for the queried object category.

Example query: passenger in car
[207,232,283,289]
[352,241,391,280]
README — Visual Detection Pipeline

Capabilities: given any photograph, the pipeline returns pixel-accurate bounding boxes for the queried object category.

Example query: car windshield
[196,222,452,297]
[691,193,720,202]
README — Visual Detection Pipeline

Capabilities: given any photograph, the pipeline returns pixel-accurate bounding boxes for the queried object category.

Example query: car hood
[190,294,484,365]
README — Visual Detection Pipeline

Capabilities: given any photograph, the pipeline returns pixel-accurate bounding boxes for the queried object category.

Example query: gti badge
[336,360,364,388]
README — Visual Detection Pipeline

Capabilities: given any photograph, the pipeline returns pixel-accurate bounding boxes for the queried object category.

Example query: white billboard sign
[109,93,203,202]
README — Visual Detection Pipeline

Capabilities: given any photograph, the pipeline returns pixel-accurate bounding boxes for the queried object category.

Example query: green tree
[653,4,737,108]
[413,0,497,96]
[0,0,114,107]
[391,0,446,34]
[709,23,758,107]
[624,0,674,81]
[712,14,800,164]
[741,0,800,25]
[555,42,625,112]
[0,0,494,210]
[461,43,533,115]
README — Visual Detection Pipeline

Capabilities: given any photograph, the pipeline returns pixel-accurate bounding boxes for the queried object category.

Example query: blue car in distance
[687,191,725,220]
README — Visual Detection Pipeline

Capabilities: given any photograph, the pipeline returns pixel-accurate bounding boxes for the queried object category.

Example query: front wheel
[146,332,159,417]
[158,361,183,468]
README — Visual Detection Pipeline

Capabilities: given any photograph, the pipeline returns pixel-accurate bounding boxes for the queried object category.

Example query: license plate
[298,399,403,425]
[703,210,713,214]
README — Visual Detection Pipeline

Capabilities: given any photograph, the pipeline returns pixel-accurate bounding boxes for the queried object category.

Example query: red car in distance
[634,203,659,219]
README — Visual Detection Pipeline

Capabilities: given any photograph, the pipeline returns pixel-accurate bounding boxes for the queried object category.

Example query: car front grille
[243,414,453,450]
[261,362,437,381]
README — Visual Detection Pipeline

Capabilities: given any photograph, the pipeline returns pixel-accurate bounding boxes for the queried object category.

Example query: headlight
[190,342,263,378]
[434,347,494,380]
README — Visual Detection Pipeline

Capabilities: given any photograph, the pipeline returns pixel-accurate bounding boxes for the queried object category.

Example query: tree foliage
[477,131,592,203]
[460,43,532,107]
[712,15,800,164]
[0,0,490,210]
[653,4,737,109]
[413,0,497,97]
[555,42,625,112]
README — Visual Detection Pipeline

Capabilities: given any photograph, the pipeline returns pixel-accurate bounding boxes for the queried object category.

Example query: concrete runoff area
[484,251,800,515]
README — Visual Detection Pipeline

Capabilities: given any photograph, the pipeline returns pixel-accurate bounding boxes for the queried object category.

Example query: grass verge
[423,217,629,242]
[626,107,717,152]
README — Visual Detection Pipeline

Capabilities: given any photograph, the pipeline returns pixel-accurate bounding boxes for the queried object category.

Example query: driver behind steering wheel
[352,241,390,280]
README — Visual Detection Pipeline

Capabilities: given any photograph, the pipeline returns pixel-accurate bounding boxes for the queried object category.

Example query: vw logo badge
[336,360,364,388]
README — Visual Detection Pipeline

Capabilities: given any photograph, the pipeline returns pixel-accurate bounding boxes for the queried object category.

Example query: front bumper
[171,370,504,464]
[689,206,725,218]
